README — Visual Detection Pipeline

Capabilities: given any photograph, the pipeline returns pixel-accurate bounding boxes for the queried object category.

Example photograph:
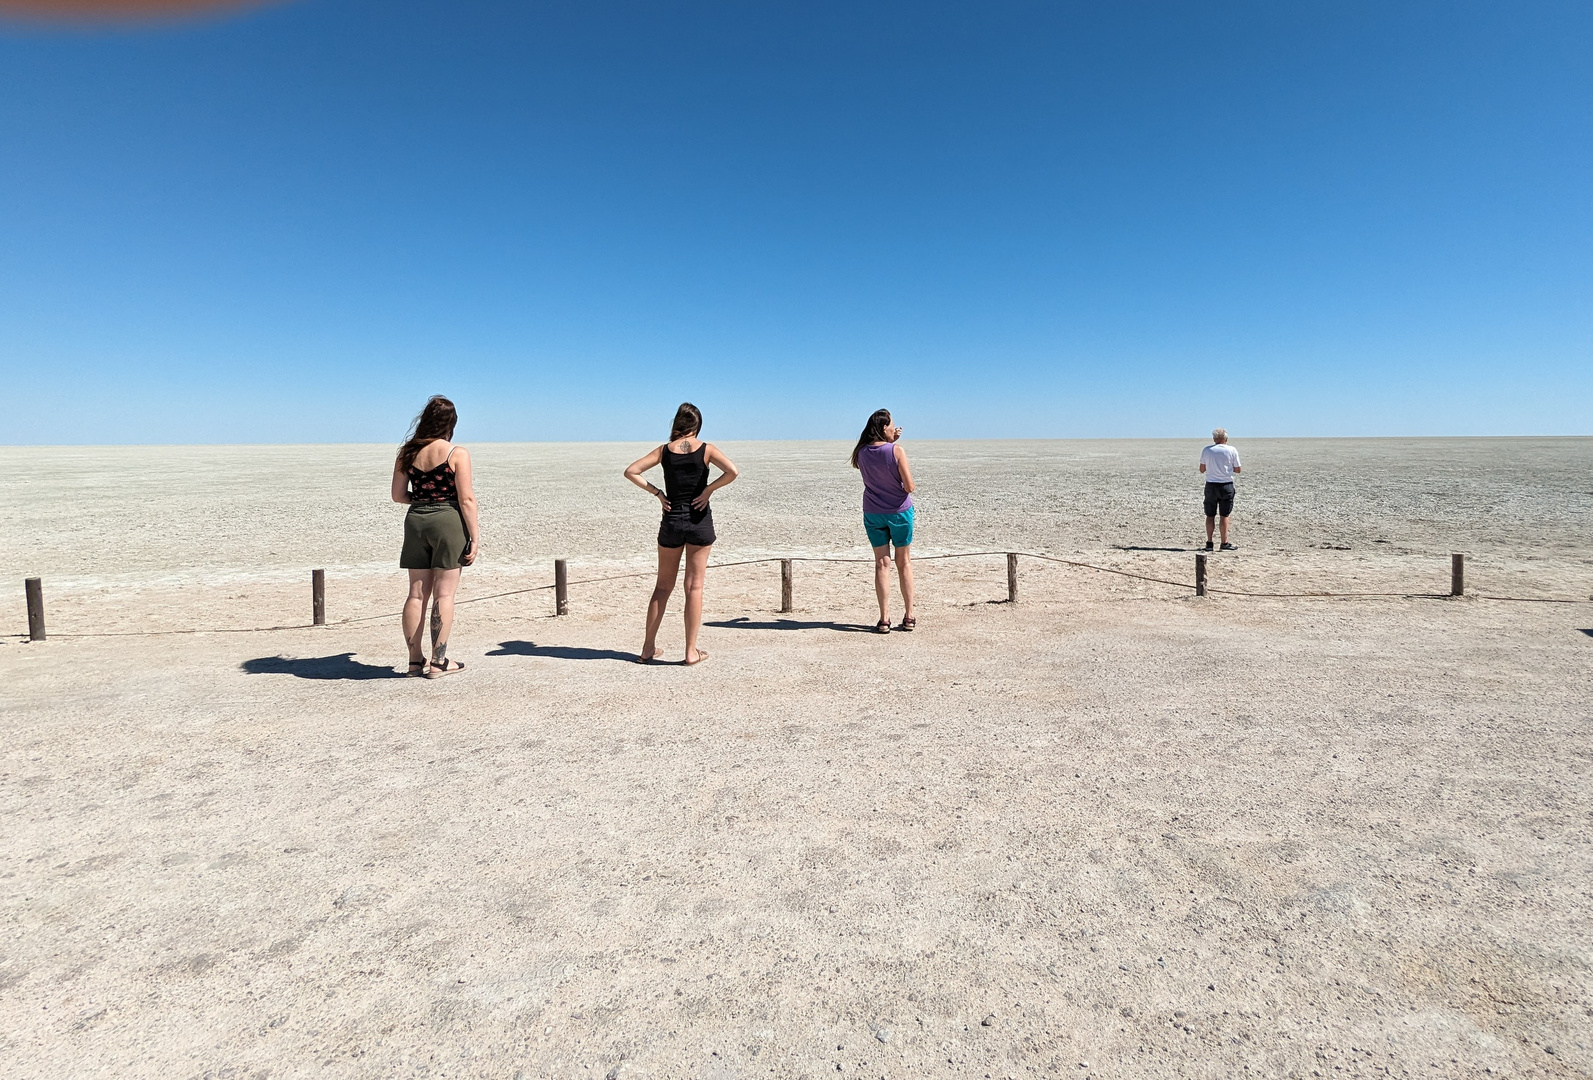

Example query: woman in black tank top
[391,396,481,679]
[623,402,740,665]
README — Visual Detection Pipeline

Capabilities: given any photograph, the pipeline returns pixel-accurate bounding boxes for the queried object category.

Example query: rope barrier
[1007,551,1196,589]
[1208,588,1448,599]
[30,549,1593,638]
[1474,594,1593,605]
[48,623,320,639]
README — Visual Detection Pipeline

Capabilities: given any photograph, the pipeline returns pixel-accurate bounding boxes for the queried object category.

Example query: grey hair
[1212,428,1228,443]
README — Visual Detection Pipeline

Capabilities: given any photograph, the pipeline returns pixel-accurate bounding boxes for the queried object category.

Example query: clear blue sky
[2,1,1589,443]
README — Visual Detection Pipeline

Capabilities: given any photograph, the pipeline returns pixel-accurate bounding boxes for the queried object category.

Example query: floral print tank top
[407,448,458,505]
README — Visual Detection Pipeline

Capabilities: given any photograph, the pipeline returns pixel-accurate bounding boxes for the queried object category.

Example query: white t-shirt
[1200,443,1241,484]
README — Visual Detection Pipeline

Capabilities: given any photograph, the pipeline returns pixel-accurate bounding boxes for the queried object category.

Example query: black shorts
[1203,481,1236,518]
[658,506,716,548]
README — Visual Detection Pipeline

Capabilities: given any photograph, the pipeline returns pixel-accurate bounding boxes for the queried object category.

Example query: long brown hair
[670,402,702,442]
[850,408,892,468]
[397,396,458,470]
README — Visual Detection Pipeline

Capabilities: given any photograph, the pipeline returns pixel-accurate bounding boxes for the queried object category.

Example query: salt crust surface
[1,439,1590,1077]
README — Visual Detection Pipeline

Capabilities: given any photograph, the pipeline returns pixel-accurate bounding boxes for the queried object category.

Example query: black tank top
[661,443,709,507]
[407,447,458,505]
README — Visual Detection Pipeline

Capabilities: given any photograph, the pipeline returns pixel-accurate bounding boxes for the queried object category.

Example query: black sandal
[426,658,465,680]
[875,620,891,634]
[898,616,916,631]
[406,660,427,678]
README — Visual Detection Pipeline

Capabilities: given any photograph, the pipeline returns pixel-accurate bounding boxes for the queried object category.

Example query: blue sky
[1,0,1589,443]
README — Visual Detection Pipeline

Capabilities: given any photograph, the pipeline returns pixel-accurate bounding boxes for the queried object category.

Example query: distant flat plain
[4,437,1591,596]
[2,439,1590,1078]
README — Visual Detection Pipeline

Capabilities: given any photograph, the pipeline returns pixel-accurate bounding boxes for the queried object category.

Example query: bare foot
[635,649,657,664]
[685,649,709,666]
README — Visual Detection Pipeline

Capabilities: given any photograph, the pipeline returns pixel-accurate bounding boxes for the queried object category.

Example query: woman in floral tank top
[391,396,480,678]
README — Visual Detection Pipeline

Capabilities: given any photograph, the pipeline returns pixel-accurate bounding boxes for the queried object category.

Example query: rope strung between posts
[30,549,1593,638]
[1474,594,1593,604]
[44,623,322,638]
[1006,551,1196,590]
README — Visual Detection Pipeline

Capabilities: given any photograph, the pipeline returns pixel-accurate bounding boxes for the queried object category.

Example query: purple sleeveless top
[859,442,912,514]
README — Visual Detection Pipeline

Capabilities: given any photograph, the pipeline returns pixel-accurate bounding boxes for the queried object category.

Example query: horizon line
[6,433,1592,450]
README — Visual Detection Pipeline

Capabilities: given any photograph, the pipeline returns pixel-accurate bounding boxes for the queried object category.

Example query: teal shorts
[864,507,915,549]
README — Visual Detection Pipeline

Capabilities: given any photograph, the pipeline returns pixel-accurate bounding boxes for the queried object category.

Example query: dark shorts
[1203,481,1236,518]
[659,506,716,549]
[401,503,468,569]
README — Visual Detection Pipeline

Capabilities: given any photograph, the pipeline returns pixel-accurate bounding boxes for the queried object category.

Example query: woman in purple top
[850,408,917,633]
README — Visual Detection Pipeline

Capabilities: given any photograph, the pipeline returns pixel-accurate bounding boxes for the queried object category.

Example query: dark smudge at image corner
[0,0,291,22]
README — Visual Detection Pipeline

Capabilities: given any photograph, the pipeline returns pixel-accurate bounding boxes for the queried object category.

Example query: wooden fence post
[24,578,45,641]
[1451,553,1464,597]
[312,569,325,626]
[1007,553,1018,603]
[1195,553,1208,597]
[780,559,793,613]
[555,559,568,616]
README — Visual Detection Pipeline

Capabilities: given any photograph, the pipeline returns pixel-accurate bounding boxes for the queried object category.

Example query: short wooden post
[24,578,45,641]
[311,569,326,626]
[1195,553,1208,597]
[780,559,793,613]
[1451,553,1464,597]
[555,559,569,616]
[1006,553,1018,603]
[429,596,441,653]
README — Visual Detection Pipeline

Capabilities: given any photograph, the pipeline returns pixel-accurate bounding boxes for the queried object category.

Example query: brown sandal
[426,658,465,679]
[874,620,891,634]
[898,617,916,631]
[685,650,710,666]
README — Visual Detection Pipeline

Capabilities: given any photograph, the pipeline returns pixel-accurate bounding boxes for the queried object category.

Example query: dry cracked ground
[3,560,1591,1079]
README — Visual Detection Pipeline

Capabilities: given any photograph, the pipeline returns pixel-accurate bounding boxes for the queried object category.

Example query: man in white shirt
[1198,428,1242,551]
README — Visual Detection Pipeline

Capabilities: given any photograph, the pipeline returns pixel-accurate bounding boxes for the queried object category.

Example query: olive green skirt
[401,503,468,569]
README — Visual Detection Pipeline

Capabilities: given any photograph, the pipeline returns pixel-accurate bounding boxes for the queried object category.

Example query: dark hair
[850,408,893,468]
[670,402,702,441]
[397,396,458,470]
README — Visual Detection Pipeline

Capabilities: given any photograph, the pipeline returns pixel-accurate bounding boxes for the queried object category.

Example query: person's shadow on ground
[240,653,404,680]
[487,641,635,661]
[705,616,874,633]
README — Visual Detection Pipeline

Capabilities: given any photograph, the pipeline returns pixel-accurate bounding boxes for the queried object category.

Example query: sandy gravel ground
[2,440,1592,1078]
